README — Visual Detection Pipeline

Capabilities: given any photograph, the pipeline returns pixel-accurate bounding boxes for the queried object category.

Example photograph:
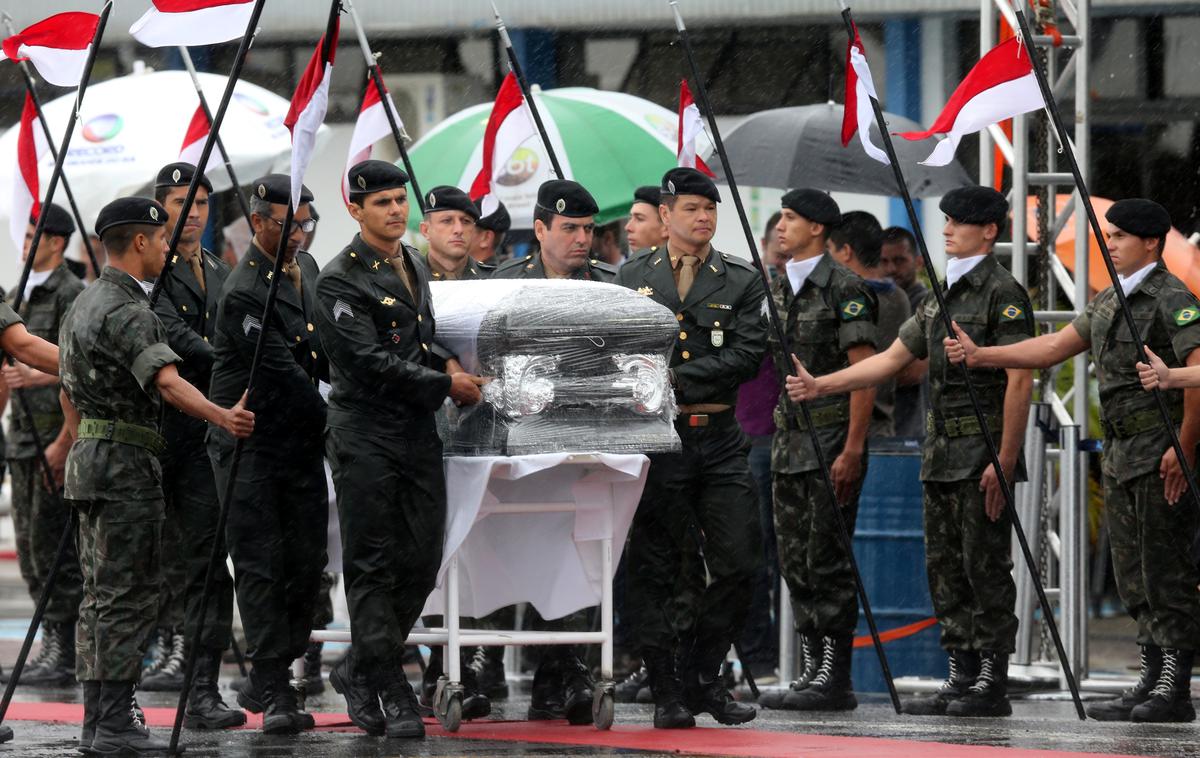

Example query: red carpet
[3,700,1139,758]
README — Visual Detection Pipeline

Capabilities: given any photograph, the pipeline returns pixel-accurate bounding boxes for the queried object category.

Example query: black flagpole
[1015,9,1200,512]
[149,0,268,309]
[0,1,116,744]
[666,0,901,713]
[837,2,1086,720]
[490,2,563,179]
[345,0,427,214]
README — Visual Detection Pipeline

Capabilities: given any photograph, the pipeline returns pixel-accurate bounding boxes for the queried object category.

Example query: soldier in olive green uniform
[209,175,328,735]
[1,204,84,687]
[949,199,1200,723]
[788,186,1034,718]
[467,200,510,267]
[59,197,254,755]
[315,161,485,739]
[492,180,616,283]
[617,168,765,729]
[418,186,493,281]
[763,190,877,712]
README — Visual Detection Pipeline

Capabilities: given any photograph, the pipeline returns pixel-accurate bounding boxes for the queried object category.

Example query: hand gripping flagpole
[149,0,268,309]
[666,0,901,713]
[344,0,428,214]
[1,13,101,277]
[836,1,1085,720]
[0,1,115,744]
[490,2,563,179]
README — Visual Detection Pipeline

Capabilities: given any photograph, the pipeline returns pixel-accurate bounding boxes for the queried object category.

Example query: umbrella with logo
[407,87,679,230]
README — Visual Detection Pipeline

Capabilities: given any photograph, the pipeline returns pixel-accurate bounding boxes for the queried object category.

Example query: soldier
[418,186,492,280]
[467,200,510,267]
[314,160,485,739]
[208,174,328,735]
[492,180,616,282]
[616,167,765,729]
[625,185,669,255]
[759,190,877,712]
[0,204,84,687]
[951,198,1200,723]
[59,196,254,755]
[787,186,1034,718]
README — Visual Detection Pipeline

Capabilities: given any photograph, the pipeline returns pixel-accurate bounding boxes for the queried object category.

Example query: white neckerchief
[1118,261,1157,296]
[22,269,52,300]
[945,254,987,289]
[785,255,822,295]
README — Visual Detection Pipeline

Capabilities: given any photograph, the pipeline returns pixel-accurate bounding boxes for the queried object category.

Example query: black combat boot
[18,621,76,686]
[759,634,821,709]
[89,681,173,756]
[77,680,101,755]
[470,646,509,699]
[329,650,384,735]
[140,629,185,691]
[946,650,1011,717]
[904,649,980,716]
[784,634,856,711]
[561,655,595,725]
[1130,648,1196,723]
[372,660,426,738]
[614,664,649,703]
[1086,645,1161,721]
[527,658,566,720]
[184,648,246,729]
[458,649,491,720]
[263,668,305,735]
[682,648,756,725]
[643,647,694,729]
[301,640,325,694]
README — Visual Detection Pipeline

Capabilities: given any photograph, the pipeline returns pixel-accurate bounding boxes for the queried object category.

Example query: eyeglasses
[268,216,317,234]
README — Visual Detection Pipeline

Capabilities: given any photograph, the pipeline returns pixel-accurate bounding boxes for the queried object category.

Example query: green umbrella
[407,87,678,231]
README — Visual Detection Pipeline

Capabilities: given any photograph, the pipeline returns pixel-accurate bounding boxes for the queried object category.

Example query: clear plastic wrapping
[431,279,682,456]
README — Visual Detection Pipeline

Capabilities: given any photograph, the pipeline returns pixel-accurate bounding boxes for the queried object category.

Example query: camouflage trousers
[923,480,1017,653]
[8,457,82,625]
[772,465,865,636]
[75,498,163,682]
[1105,470,1200,649]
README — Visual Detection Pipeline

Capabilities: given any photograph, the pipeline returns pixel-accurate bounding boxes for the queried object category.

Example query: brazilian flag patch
[1174,307,1199,326]
[840,298,867,321]
[1000,304,1024,321]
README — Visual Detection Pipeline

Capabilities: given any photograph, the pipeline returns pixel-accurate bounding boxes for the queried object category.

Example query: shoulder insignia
[1000,304,1024,321]
[637,286,654,296]
[709,264,718,273]
[1174,307,1198,326]
[332,299,354,322]
[840,297,868,320]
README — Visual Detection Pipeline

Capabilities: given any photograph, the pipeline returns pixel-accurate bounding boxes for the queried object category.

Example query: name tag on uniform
[711,329,724,347]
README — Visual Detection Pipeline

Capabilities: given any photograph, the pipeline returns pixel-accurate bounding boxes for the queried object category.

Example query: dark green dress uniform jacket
[422,254,494,282]
[491,252,616,282]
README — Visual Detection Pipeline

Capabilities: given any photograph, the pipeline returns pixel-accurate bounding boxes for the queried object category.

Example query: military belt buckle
[687,414,709,428]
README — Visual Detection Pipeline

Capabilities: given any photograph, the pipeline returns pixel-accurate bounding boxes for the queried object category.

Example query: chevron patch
[242,315,261,335]
[332,299,354,322]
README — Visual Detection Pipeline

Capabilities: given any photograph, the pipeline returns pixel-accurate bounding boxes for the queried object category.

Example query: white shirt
[22,269,52,300]
[785,256,822,295]
[945,255,987,289]
[1118,261,1157,296]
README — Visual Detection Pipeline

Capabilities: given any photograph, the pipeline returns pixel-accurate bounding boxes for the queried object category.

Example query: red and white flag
[677,80,714,177]
[343,71,405,205]
[130,0,256,48]
[898,36,1043,167]
[469,71,536,217]
[285,16,339,209]
[841,24,889,165]
[0,12,100,88]
[178,103,220,174]
[10,92,50,255]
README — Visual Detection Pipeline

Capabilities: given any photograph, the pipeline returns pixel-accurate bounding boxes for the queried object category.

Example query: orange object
[1025,195,1200,298]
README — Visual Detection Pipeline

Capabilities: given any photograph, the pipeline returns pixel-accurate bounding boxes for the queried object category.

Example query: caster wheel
[436,679,464,732]
[592,681,615,730]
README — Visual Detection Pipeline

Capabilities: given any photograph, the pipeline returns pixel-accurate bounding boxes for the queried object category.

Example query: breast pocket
[1113,306,1154,345]
[954,314,988,345]
[694,308,735,350]
[24,305,58,339]
[791,310,838,345]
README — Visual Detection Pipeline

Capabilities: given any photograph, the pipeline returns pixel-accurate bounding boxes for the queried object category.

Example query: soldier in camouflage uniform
[0,204,84,687]
[59,197,253,755]
[951,198,1200,723]
[418,186,493,281]
[788,186,1034,718]
[762,190,877,712]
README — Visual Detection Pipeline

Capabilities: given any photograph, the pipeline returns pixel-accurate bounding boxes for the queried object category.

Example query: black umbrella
[710,102,972,198]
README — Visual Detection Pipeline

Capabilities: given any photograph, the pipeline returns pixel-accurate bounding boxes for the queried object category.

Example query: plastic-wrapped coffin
[430,279,682,456]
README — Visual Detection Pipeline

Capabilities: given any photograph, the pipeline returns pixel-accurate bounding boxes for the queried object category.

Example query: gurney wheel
[435,680,463,732]
[593,687,614,730]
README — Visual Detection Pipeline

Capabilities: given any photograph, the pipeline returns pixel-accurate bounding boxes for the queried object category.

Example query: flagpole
[490,2,563,179]
[0,2,115,745]
[344,0,428,213]
[837,1,1085,720]
[665,0,900,714]
[177,45,254,229]
[148,0,268,309]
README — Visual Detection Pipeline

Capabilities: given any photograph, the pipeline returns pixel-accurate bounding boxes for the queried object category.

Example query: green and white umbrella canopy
[407,87,678,231]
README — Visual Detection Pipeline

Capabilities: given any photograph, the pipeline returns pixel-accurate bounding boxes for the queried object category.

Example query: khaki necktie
[676,255,700,302]
[284,260,302,296]
[187,253,205,293]
[389,253,416,299]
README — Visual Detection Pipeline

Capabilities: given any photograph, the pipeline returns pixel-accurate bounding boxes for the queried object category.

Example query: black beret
[155,162,213,194]
[252,173,313,206]
[424,185,480,220]
[1106,198,1171,240]
[940,186,1008,227]
[536,179,599,218]
[347,160,408,198]
[95,197,167,237]
[661,167,721,204]
[633,185,662,207]
[781,188,841,226]
[35,204,75,238]
[476,201,511,234]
